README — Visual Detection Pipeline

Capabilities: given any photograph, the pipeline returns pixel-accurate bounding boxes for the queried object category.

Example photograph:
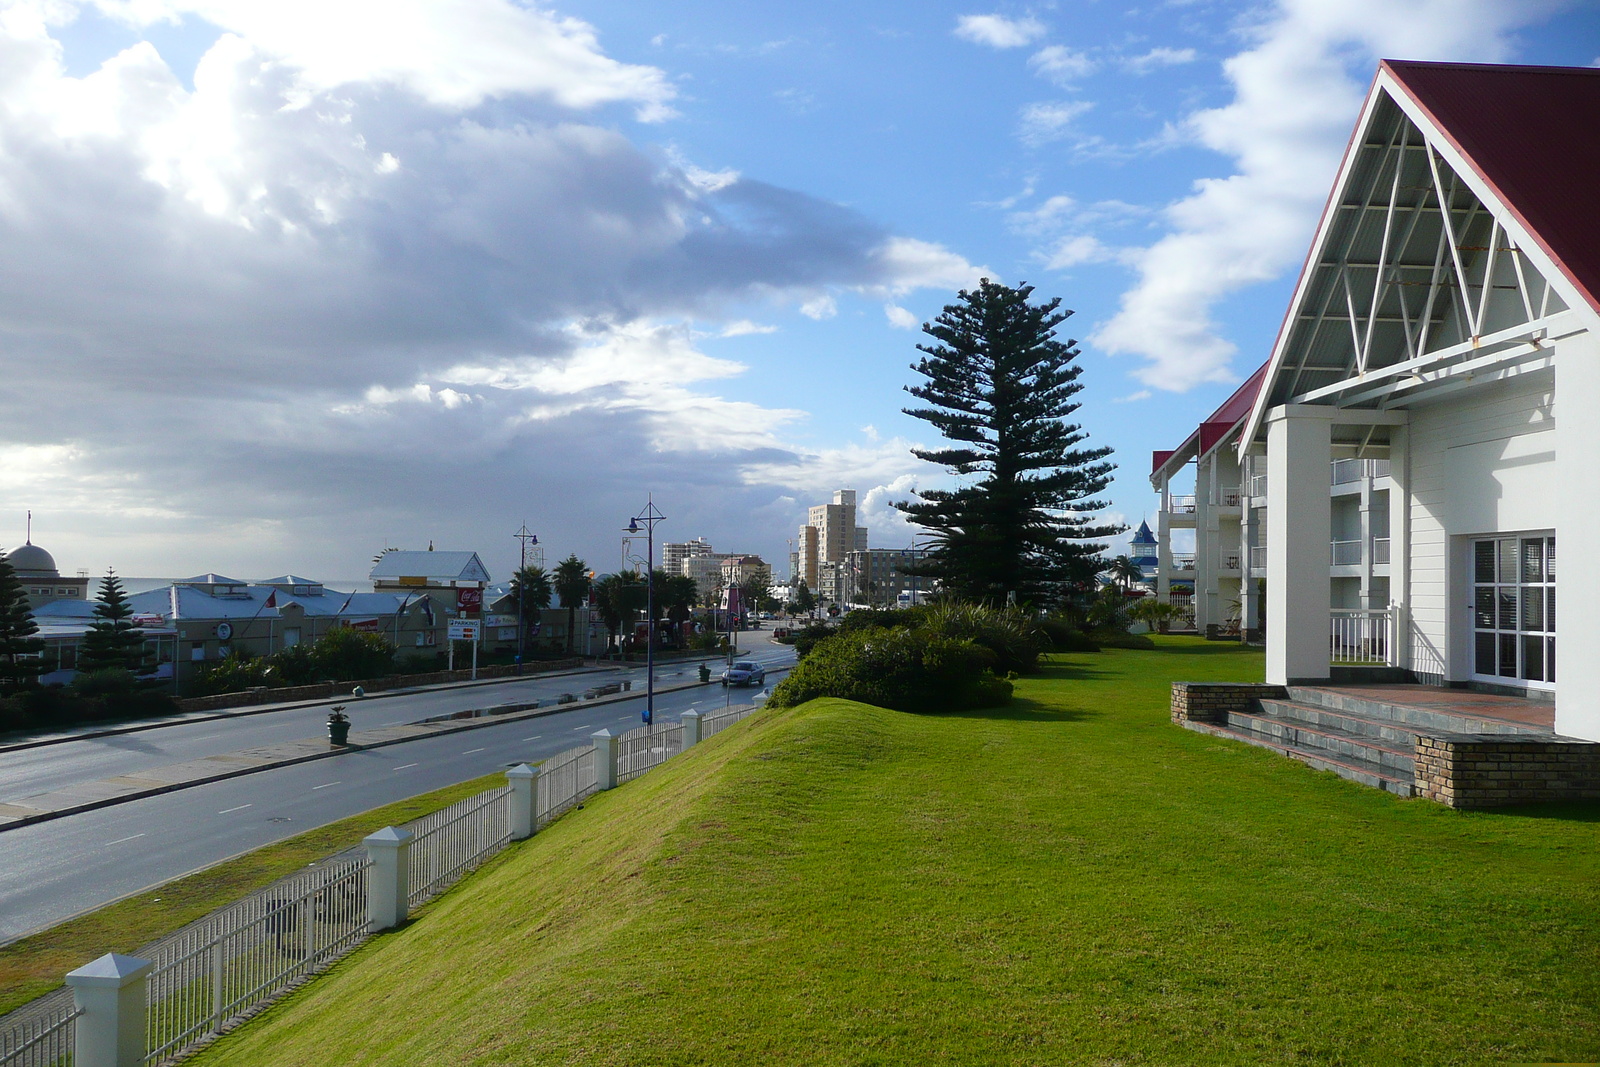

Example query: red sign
[456,587,483,614]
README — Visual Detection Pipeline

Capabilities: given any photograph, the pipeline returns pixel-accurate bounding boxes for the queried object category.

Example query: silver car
[720,661,766,687]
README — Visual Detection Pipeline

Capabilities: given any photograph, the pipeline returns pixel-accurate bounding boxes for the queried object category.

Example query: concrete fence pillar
[681,710,702,749]
[592,729,619,790]
[66,953,152,1067]
[507,764,538,839]
[364,826,414,932]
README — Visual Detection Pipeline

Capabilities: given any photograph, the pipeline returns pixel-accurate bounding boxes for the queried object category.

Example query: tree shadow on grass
[931,693,1096,723]
[1473,799,1600,823]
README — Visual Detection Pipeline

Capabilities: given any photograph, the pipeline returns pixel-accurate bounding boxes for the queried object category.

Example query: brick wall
[175,658,585,713]
[1413,734,1600,809]
[1171,682,1286,724]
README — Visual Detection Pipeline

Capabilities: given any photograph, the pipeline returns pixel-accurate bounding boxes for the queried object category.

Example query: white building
[799,489,868,602]
[1227,60,1600,741]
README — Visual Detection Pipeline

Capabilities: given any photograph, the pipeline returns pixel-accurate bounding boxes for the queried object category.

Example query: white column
[507,764,538,840]
[681,710,703,749]
[1358,472,1374,607]
[1556,331,1600,740]
[592,729,619,790]
[66,953,152,1067]
[1388,426,1410,672]
[1156,475,1172,604]
[1195,455,1214,632]
[1266,411,1332,684]
[364,826,413,931]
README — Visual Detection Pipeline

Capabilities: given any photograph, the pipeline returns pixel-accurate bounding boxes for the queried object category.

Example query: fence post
[364,826,414,932]
[507,764,539,839]
[66,953,152,1067]
[681,710,702,749]
[592,729,619,790]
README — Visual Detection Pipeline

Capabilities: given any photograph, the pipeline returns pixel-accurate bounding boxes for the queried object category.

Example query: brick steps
[1285,686,1548,736]
[1181,717,1416,797]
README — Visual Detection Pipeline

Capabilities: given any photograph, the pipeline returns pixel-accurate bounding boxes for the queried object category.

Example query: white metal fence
[535,745,597,825]
[0,1003,78,1067]
[1331,608,1394,665]
[617,720,685,784]
[702,704,757,739]
[407,786,513,908]
[143,849,369,1065]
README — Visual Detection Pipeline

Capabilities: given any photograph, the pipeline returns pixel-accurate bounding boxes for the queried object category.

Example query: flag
[420,597,434,626]
[264,591,276,609]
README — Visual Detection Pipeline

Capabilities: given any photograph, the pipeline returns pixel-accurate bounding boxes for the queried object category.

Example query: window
[1472,535,1554,685]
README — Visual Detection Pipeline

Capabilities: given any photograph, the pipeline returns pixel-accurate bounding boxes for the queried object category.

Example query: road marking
[106,833,145,846]
[312,781,341,790]
[218,804,253,815]
[393,763,418,771]
[188,733,223,742]
[522,735,541,741]
[463,747,486,755]
[572,724,593,731]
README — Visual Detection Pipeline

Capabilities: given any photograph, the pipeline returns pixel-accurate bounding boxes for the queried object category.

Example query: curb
[0,670,784,834]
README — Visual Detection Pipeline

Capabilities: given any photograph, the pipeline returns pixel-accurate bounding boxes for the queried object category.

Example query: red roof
[1150,361,1269,477]
[1384,60,1600,316]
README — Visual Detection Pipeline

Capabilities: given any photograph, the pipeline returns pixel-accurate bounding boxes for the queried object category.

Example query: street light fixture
[626,499,665,725]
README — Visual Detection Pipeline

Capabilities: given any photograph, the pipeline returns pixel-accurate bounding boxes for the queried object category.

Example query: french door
[1472,535,1554,686]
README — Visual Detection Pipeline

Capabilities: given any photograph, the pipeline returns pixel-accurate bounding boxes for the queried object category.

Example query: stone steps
[1181,717,1416,797]
[1285,686,1548,736]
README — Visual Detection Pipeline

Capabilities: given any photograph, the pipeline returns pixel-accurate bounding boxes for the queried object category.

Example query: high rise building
[662,537,714,577]
[799,489,867,602]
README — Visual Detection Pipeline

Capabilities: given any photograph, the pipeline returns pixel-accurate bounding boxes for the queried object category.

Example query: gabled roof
[260,574,322,587]
[176,573,247,587]
[1386,60,1600,316]
[1150,361,1268,484]
[369,550,491,584]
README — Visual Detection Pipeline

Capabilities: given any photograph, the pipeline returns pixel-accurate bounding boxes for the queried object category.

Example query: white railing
[1166,554,1195,572]
[535,745,597,825]
[1167,495,1197,514]
[1221,554,1241,571]
[143,849,369,1065]
[703,703,760,739]
[1330,608,1394,666]
[0,1004,80,1067]
[408,787,512,908]
[1331,540,1362,566]
[1215,488,1242,508]
[1372,537,1391,565]
[618,720,685,783]
[1331,458,1391,485]
[1247,473,1267,499]
[1249,546,1266,571]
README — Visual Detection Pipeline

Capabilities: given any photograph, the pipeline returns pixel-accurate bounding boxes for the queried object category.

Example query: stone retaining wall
[1413,733,1600,808]
[1170,682,1286,724]
[175,658,586,713]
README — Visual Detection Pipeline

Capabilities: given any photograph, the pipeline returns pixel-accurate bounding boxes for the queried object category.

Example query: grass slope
[0,772,509,1015]
[193,639,1599,1065]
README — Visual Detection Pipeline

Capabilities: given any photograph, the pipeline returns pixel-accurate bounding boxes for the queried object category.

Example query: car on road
[721,661,766,687]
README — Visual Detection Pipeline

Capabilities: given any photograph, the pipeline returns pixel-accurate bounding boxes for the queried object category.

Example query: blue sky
[3,0,1598,584]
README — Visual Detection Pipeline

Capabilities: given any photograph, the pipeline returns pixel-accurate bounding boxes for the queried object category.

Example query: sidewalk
[0,674,733,832]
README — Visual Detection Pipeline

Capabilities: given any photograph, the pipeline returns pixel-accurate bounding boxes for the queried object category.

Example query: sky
[2,0,1598,585]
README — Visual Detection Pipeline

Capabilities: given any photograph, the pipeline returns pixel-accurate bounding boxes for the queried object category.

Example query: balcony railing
[1331,607,1394,666]
[1165,554,1196,571]
[1331,458,1391,485]
[1372,537,1390,565]
[1221,554,1241,571]
[1247,474,1267,499]
[1214,487,1242,508]
[1331,539,1362,566]
[1248,546,1266,571]
[1167,495,1197,515]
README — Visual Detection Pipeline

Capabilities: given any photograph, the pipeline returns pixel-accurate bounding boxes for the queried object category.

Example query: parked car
[721,661,766,687]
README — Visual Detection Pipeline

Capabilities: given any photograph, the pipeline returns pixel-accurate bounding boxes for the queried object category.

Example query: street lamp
[514,524,539,675]
[626,499,665,725]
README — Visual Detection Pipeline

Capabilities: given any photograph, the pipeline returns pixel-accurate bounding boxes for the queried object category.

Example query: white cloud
[884,303,919,329]
[1029,44,1095,83]
[1092,0,1564,392]
[1044,234,1116,270]
[1018,99,1094,145]
[1122,46,1198,74]
[1113,389,1152,403]
[718,319,778,337]
[869,236,988,294]
[953,13,1046,49]
[799,294,838,319]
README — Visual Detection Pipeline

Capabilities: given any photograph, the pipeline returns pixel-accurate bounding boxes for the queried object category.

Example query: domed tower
[3,520,91,611]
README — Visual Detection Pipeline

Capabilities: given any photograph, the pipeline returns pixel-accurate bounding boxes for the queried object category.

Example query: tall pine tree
[77,571,149,675]
[0,556,45,691]
[897,279,1120,606]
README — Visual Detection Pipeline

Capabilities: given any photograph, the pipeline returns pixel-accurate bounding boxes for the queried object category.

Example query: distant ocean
[118,578,371,595]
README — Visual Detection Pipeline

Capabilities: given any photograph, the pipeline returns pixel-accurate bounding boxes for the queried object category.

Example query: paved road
[0,643,793,805]
[0,647,793,945]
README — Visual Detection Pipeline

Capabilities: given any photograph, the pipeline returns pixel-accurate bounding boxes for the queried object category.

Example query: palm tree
[553,555,591,654]
[594,571,644,654]
[510,565,552,651]
[1105,555,1145,591]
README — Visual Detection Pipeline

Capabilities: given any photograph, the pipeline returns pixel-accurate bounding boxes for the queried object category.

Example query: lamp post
[626,499,665,725]
[513,524,539,675]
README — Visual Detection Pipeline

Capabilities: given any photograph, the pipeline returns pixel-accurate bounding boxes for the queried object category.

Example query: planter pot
[328,720,351,746]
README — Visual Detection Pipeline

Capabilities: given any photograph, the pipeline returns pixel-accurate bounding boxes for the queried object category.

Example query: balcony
[1214,487,1242,508]
[1167,495,1197,515]
[1247,473,1267,499]
[1221,553,1241,572]
[1331,458,1391,485]
[1331,607,1395,666]
[1164,554,1196,572]
[1249,546,1266,571]
[1373,537,1390,565]
[1330,538,1392,567]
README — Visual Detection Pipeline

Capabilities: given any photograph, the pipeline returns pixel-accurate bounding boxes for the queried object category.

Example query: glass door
[1472,535,1554,686]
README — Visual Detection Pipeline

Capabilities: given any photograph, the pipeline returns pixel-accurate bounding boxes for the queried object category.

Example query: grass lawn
[191,638,1599,1065]
[0,772,510,1016]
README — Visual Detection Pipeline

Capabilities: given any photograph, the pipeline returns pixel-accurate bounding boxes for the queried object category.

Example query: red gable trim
[1151,449,1176,477]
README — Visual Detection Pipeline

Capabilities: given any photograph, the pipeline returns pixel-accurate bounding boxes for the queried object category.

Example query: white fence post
[364,826,414,931]
[65,953,152,1067]
[592,729,618,790]
[507,764,538,839]
[681,710,702,749]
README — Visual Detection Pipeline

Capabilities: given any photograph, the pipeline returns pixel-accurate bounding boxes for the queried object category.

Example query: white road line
[188,733,223,742]
[393,763,418,771]
[522,735,541,741]
[462,747,486,755]
[572,724,594,731]
[106,833,145,846]
[312,781,341,790]
[217,804,253,815]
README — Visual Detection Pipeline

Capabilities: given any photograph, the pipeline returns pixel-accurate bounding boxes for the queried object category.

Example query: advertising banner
[456,587,483,614]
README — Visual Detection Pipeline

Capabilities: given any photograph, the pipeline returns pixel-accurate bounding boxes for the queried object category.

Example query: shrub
[1090,630,1156,650]
[791,622,837,660]
[1039,617,1101,652]
[915,602,1045,675]
[191,651,274,696]
[768,626,1012,713]
[309,628,396,681]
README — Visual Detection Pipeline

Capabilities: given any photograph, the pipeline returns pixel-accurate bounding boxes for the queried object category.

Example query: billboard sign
[456,587,483,614]
[447,619,479,641]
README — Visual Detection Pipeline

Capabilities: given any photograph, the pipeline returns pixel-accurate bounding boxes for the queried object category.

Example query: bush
[791,622,837,660]
[915,602,1045,675]
[1089,629,1156,650]
[1039,617,1101,652]
[191,651,274,696]
[768,626,1012,713]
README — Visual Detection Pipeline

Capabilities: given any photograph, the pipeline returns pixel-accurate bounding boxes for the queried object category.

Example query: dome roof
[3,542,58,576]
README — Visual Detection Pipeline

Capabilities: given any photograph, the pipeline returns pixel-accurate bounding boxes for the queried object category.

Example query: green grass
[190,637,1599,1065]
[0,772,509,1015]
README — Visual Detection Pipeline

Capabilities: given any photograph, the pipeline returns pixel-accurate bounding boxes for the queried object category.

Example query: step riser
[1181,720,1415,797]
[1256,699,1419,745]
[1224,712,1415,775]
[1285,688,1545,735]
